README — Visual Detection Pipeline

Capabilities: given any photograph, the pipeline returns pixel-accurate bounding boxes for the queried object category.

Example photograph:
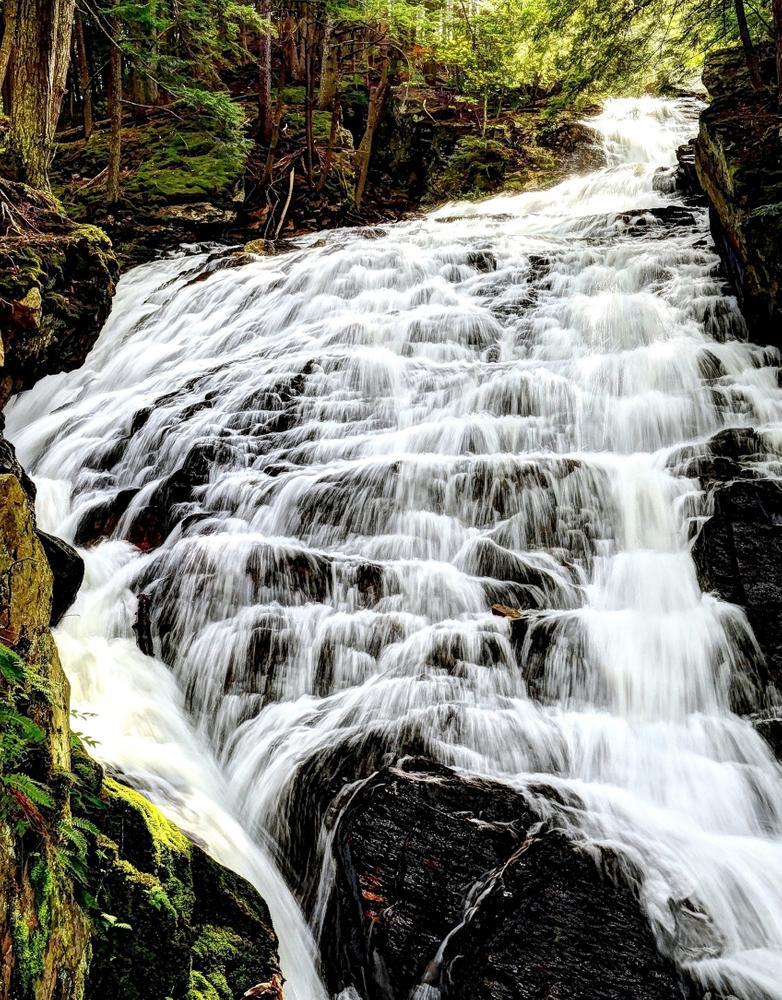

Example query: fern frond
[1,772,54,809]
[0,644,25,685]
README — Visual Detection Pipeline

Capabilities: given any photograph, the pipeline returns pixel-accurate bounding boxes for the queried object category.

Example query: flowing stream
[9,96,782,999]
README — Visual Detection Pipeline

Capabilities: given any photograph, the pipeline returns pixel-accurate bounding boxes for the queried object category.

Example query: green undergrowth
[54,117,247,216]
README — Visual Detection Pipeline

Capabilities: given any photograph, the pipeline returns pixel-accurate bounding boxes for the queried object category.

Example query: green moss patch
[78,768,281,1000]
[54,117,246,212]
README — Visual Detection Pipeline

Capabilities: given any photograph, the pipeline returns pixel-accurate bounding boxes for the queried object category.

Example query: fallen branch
[275,168,296,239]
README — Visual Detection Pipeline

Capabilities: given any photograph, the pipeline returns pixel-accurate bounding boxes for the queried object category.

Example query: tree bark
[5,0,77,187]
[74,13,93,138]
[261,88,285,188]
[318,86,341,190]
[304,18,315,185]
[355,43,390,210]
[734,0,763,91]
[774,0,782,109]
[106,23,122,204]
[258,0,273,143]
[0,0,18,98]
[317,17,339,109]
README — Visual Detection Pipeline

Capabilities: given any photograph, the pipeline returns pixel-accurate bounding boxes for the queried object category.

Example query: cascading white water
[9,95,782,998]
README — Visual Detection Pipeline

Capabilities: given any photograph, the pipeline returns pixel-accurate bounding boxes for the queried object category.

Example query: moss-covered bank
[0,442,284,999]
[48,84,602,267]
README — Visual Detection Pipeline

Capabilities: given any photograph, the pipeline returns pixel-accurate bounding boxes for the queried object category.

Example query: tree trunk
[734,0,763,91]
[5,0,77,187]
[258,0,273,143]
[74,13,93,138]
[317,17,339,109]
[261,88,285,188]
[0,0,18,99]
[106,25,122,204]
[774,0,782,109]
[319,86,341,190]
[284,15,304,81]
[304,20,315,185]
[355,43,390,210]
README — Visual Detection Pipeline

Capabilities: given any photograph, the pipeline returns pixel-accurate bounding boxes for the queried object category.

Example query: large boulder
[0,180,119,407]
[36,530,84,627]
[322,756,689,1000]
[692,475,782,697]
[71,749,283,1000]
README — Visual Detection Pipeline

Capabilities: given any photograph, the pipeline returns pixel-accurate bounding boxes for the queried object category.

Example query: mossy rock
[284,109,334,143]
[0,199,118,408]
[54,119,246,211]
[428,136,511,199]
[80,770,282,1000]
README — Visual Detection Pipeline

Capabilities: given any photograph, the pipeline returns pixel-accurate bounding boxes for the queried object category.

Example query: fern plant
[0,643,53,836]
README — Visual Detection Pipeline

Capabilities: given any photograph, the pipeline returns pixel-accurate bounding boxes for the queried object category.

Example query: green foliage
[11,853,56,994]
[429,135,511,197]
[0,642,26,684]
[0,642,52,836]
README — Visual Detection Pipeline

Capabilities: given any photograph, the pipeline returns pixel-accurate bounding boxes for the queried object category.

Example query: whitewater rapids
[9,96,782,998]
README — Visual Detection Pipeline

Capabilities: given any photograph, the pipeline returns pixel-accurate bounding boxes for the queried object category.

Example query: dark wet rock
[133,591,155,656]
[36,530,84,627]
[74,487,140,547]
[613,205,699,236]
[467,250,497,272]
[127,469,201,551]
[693,477,782,695]
[695,46,782,344]
[125,439,236,551]
[751,713,782,760]
[323,757,689,1000]
[671,427,768,483]
[0,180,118,407]
[277,735,432,912]
[0,420,36,504]
[675,139,700,196]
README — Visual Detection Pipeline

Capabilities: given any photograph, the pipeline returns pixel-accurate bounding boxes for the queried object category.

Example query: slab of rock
[322,756,689,1000]
[693,476,782,697]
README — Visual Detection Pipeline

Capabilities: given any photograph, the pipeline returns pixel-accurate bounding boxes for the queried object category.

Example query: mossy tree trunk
[258,0,273,143]
[107,16,123,204]
[74,13,93,139]
[355,41,390,210]
[317,16,339,109]
[774,0,782,109]
[0,0,18,99]
[733,0,763,91]
[4,0,76,188]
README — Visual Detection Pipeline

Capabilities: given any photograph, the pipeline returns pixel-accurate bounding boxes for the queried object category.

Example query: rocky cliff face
[693,47,782,343]
[0,180,119,408]
[687,51,782,752]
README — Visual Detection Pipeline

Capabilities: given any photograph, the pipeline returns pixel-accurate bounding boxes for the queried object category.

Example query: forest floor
[49,83,604,268]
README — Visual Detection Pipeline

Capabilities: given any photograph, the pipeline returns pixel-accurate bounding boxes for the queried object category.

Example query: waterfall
[9,96,782,999]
